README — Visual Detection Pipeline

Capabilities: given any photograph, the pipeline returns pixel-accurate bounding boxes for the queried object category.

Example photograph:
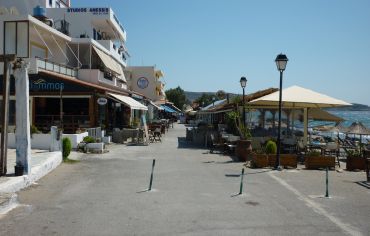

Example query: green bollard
[325,167,329,198]
[239,168,245,195]
[149,159,156,191]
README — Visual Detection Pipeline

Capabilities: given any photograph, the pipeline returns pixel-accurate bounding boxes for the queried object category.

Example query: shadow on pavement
[177,137,203,149]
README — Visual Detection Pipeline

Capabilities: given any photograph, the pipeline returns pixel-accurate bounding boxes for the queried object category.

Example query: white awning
[93,46,124,75]
[149,100,163,110]
[108,93,147,111]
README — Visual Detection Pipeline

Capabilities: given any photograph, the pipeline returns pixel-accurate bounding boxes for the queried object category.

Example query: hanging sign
[97,97,107,105]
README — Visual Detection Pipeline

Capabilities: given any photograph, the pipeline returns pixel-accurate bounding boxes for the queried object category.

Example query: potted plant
[14,161,24,176]
[305,149,335,169]
[266,140,298,168]
[346,149,366,171]
[226,111,252,162]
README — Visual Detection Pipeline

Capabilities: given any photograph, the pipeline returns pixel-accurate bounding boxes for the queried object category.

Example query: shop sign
[30,78,64,91]
[137,77,149,89]
[97,97,107,105]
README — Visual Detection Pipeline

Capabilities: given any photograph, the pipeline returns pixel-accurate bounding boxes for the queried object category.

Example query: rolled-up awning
[93,46,124,76]
[108,93,147,111]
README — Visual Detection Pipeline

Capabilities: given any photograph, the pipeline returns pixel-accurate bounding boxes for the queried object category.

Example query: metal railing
[36,58,78,77]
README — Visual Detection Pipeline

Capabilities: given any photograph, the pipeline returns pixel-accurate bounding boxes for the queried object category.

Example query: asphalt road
[0,124,369,236]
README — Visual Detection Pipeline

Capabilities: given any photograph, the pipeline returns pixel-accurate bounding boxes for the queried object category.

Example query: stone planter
[268,154,298,168]
[346,156,367,171]
[251,154,269,168]
[236,140,252,162]
[305,156,335,169]
[86,142,105,153]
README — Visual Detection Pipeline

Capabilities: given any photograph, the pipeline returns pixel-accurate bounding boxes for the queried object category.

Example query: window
[56,0,60,8]
[49,0,53,7]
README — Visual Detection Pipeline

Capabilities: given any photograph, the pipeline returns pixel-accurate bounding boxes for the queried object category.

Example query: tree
[165,86,186,111]
[194,93,215,107]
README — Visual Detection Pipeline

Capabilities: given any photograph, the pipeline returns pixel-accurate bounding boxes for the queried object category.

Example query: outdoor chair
[296,140,307,164]
[323,142,340,168]
[210,134,224,154]
[282,138,297,154]
[153,128,162,142]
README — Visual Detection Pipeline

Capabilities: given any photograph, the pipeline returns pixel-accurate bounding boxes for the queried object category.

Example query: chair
[210,134,224,154]
[323,142,340,167]
[282,138,297,154]
[153,128,162,142]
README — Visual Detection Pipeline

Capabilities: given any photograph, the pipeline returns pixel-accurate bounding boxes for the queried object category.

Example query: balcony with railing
[78,69,127,90]
[27,57,78,77]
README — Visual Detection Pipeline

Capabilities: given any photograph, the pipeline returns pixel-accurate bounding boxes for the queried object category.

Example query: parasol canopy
[345,122,370,135]
[249,85,351,108]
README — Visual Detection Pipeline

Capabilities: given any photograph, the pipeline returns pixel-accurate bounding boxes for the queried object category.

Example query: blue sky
[74,0,370,105]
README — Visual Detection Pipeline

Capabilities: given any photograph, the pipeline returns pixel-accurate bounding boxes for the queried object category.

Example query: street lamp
[240,77,247,126]
[275,53,288,170]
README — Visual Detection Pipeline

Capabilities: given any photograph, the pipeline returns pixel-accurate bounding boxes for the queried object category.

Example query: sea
[249,110,370,142]
[308,110,370,143]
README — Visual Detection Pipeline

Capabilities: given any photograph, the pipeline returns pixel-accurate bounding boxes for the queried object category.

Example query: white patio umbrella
[249,86,351,145]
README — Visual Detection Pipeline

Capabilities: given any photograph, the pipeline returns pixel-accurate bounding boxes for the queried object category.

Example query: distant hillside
[185,91,238,102]
[326,103,370,111]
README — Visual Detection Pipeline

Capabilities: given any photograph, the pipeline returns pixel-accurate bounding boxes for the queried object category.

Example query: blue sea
[309,110,370,143]
[326,110,370,128]
[249,110,370,142]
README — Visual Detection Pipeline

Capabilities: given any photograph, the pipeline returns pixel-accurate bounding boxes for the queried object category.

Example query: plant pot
[14,165,24,176]
[305,156,335,169]
[236,140,252,162]
[251,153,269,168]
[346,156,367,171]
[268,154,298,168]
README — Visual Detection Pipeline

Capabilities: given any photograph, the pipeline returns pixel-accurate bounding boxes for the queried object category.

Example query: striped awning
[93,46,124,75]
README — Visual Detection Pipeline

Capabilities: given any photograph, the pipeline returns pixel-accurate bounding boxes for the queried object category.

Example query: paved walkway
[0,124,369,235]
[0,149,62,214]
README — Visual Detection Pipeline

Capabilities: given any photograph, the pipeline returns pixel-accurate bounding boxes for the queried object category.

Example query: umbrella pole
[360,134,362,157]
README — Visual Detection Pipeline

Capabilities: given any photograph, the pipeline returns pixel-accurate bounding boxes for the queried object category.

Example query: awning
[161,105,176,113]
[108,93,147,111]
[93,46,124,76]
[149,100,163,110]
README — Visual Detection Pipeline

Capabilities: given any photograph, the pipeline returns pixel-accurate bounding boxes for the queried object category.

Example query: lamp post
[275,53,288,170]
[240,77,247,126]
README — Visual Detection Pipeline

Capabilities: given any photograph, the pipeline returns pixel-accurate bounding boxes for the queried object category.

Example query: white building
[0,0,151,132]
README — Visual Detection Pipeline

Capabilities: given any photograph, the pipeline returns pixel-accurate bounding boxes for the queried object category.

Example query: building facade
[0,0,159,133]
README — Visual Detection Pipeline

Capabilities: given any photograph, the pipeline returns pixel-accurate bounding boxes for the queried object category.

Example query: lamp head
[240,76,247,88]
[275,53,288,71]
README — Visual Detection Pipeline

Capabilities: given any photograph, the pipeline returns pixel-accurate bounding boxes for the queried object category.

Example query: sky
[73,0,370,105]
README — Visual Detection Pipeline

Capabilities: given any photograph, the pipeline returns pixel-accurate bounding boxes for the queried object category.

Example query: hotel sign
[67,8,109,15]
